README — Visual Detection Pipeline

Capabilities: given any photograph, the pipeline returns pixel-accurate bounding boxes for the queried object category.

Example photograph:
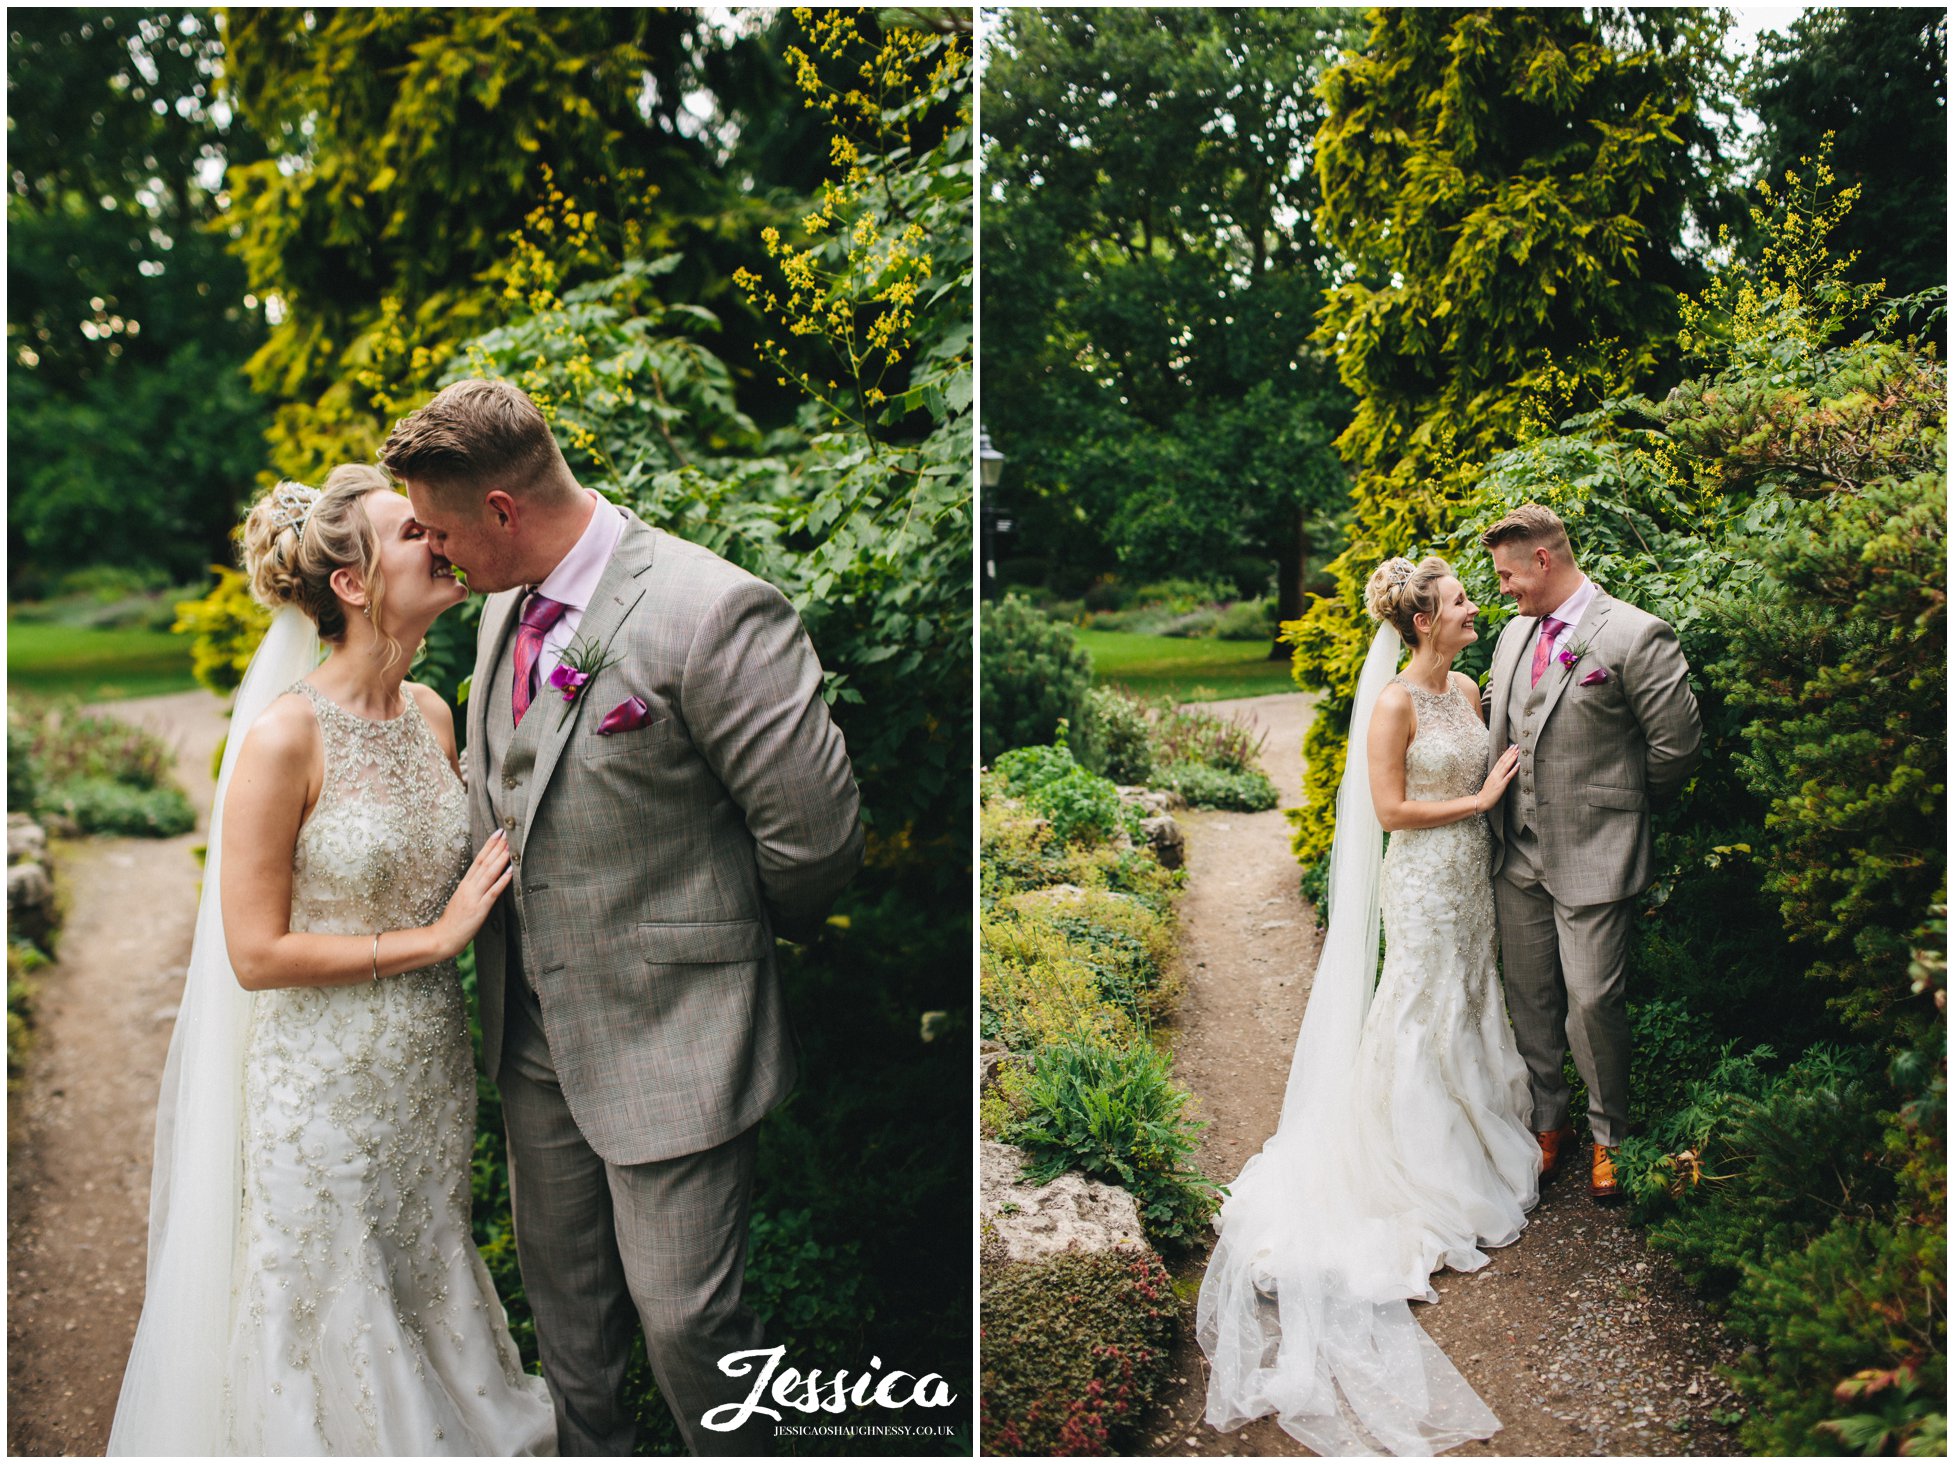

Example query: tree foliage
[980,7,1361,627]
[218,6,713,478]
[1286,5,1735,861]
[1748,8,1947,320]
[7,8,271,585]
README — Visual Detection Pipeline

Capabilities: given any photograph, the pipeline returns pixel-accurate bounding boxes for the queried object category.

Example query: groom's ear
[484,489,519,532]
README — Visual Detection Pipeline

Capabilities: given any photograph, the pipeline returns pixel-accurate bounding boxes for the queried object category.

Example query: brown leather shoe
[1536,1125,1575,1180]
[1590,1143,1625,1204]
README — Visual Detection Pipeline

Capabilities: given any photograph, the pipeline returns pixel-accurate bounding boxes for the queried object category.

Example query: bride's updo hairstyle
[1364,555,1453,647]
[240,463,403,667]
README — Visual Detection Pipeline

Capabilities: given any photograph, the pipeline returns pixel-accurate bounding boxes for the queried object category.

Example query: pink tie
[511,592,568,726]
[1529,615,1568,688]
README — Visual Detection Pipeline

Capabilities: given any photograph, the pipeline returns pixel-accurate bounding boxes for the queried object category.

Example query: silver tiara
[267,482,320,538]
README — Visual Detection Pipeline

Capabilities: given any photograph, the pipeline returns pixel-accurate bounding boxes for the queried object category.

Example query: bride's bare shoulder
[1370,680,1416,735]
[241,690,321,754]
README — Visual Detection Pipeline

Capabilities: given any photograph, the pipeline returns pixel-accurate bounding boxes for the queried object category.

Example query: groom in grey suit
[383,379,863,1454]
[1481,504,1700,1203]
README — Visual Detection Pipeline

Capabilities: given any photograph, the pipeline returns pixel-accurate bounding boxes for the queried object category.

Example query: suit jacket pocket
[583,715,680,760]
[1586,783,1647,812]
[641,917,770,964]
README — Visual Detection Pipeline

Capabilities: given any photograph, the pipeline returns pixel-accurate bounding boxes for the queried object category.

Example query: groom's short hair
[379,378,576,505]
[1480,503,1571,561]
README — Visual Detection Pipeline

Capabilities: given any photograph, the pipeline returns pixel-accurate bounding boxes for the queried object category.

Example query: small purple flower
[549,662,591,702]
[1558,647,1579,669]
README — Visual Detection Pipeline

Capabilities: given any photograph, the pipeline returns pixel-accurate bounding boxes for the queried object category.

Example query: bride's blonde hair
[1364,555,1452,648]
[239,464,404,670]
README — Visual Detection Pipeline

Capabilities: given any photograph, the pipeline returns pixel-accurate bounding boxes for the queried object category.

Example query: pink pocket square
[596,696,654,735]
[1580,667,1611,687]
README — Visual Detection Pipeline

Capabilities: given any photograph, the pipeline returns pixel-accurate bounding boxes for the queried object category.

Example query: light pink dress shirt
[528,490,627,692]
[1539,576,1598,661]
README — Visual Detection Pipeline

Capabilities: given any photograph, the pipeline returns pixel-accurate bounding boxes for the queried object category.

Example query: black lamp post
[979,430,1010,600]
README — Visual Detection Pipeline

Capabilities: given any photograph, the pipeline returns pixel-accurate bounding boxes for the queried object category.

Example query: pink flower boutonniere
[1557,636,1594,675]
[550,630,624,727]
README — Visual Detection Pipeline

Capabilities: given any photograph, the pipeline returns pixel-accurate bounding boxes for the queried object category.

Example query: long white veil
[108,607,321,1454]
[1195,623,1501,1455]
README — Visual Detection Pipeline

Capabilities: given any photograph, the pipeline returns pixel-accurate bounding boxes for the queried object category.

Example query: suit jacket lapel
[521,512,658,834]
[1534,592,1615,732]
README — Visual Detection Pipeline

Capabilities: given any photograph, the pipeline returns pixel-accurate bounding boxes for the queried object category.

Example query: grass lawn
[7,620,200,701]
[1078,629,1299,701]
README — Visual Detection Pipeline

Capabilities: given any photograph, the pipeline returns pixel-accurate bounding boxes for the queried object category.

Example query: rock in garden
[1118,786,1188,815]
[8,814,47,866]
[8,861,54,946]
[1140,814,1185,869]
[980,1140,1147,1264]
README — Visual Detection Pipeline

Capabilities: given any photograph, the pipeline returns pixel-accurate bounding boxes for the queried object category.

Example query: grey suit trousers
[499,952,771,1457]
[1494,823,1635,1147]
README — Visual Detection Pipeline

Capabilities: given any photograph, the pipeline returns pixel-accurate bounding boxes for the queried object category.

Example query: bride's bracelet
[370,932,381,982]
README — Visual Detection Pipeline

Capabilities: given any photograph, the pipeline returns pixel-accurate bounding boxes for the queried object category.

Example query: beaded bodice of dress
[287,680,470,940]
[1395,675,1491,805]
[1384,675,1493,863]
[1381,675,1494,951]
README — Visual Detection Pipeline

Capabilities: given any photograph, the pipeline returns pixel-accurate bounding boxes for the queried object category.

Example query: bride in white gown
[1198,555,1541,1456]
[110,466,555,1454]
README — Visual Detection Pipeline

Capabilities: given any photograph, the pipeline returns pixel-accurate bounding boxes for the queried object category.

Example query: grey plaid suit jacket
[1486,589,1701,907]
[467,506,863,1165]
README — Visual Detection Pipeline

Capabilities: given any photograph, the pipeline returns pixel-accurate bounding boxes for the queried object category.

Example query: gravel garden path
[1141,690,1746,1457]
[8,689,230,1456]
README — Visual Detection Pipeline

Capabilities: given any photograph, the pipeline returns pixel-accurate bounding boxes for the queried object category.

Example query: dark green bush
[991,744,1135,846]
[982,595,1094,764]
[1008,1038,1218,1249]
[988,744,1082,798]
[44,776,195,837]
[743,1207,869,1361]
[981,1248,1176,1456]
[1708,467,1945,1043]
[1075,687,1154,786]
[1212,597,1276,641]
[1152,760,1279,812]
[8,721,39,812]
[1623,1044,1891,1297]
[1129,576,1234,612]
[1725,1210,1945,1455]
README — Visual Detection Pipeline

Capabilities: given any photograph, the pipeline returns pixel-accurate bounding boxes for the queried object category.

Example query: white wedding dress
[111,620,555,1456]
[222,682,555,1453]
[1199,641,1540,1456]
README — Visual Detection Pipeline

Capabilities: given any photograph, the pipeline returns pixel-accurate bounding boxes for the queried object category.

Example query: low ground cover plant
[8,702,195,838]
[980,742,1203,1450]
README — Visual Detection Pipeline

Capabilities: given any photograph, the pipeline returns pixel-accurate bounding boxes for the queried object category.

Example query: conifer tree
[1290,6,1734,860]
